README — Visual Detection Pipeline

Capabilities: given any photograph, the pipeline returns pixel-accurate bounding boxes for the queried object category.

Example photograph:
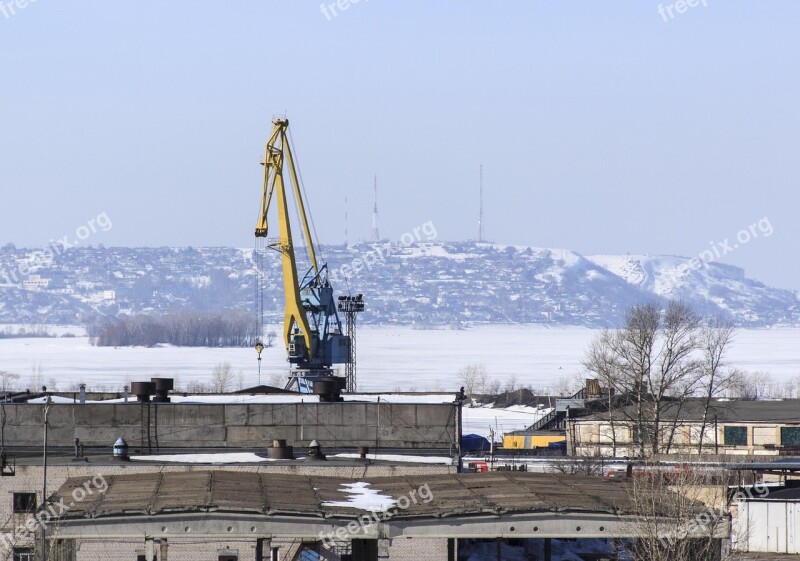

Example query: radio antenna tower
[344,196,349,247]
[371,175,380,242]
[478,165,485,242]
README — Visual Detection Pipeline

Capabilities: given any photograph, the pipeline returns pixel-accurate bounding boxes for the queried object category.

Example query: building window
[724,426,747,446]
[218,551,238,561]
[12,493,36,513]
[781,427,800,447]
[13,548,34,561]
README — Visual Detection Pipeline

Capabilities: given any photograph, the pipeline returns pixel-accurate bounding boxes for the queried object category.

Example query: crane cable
[254,237,265,384]
[287,127,325,269]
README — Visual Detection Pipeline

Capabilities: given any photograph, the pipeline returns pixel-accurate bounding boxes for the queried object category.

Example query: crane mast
[254,118,350,392]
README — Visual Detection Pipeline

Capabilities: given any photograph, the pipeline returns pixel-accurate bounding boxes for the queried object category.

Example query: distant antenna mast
[371,175,380,242]
[478,165,485,242]
[344,196,349,247]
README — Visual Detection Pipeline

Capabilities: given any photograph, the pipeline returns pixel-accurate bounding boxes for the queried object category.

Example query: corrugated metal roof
[55,471,664,521]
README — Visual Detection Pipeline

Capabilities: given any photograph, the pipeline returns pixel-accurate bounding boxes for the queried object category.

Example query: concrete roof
[51,471,729,540]
[57,471,671,520]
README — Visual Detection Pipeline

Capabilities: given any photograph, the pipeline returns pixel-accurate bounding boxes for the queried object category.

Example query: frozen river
[0,325,798,393]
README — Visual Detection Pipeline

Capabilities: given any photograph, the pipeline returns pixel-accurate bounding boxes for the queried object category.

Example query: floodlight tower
[338,294,365,393]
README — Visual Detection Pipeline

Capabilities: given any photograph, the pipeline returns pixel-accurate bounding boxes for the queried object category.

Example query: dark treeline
[87,310,260,347]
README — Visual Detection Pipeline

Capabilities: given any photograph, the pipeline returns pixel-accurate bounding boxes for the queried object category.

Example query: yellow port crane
[254,118,350,392]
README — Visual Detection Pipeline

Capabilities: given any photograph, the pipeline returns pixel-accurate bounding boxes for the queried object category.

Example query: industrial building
[10,468,730,561]
[567,399,800,457]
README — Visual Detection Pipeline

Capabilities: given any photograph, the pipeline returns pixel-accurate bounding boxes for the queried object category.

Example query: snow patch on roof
[321,482,397,511]
[330,453,453,465]
[129,452,274,464]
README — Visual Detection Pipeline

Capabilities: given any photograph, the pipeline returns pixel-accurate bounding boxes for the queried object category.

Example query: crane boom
[254,118,349,392]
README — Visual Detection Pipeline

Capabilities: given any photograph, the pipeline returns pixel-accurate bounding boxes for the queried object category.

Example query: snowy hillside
[589,254,800,325]
[0,242,797,327]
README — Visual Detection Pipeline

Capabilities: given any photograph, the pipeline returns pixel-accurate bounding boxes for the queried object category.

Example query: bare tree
[485,378,501,395]
[88,310,258,348]
[0,371,19,392]
[552,375,581,397]
[697,318,736,453]
[584,329,624,456]
[621,465,731,561]
[505,373,519,393]
[550,453,608,476]
[458,363,488,397]
[726,370,772,400]
[268,373,286,388]
[29,361,45,392]
[211,362,234,393]
[584,301,703,457]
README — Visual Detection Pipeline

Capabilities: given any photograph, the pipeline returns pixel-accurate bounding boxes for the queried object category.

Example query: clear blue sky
[1,1,798,289]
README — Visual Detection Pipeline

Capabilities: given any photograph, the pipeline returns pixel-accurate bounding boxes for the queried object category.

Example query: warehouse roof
[55,470,683,521]
[580,398,800,423]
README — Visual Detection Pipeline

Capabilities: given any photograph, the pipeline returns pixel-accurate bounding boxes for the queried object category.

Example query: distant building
[22,275,50,290]
[568,399,800,457]
[503,430,566,450]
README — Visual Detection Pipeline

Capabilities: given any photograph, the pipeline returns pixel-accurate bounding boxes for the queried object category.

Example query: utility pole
[41,394,51,561]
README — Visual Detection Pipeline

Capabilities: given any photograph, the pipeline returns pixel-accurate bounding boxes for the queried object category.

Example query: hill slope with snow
[588,254,800,325]
[0,242,797,327]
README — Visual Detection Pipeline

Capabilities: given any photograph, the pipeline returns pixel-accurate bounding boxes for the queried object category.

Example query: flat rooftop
[51,471,727,540]
[57,471,657,520]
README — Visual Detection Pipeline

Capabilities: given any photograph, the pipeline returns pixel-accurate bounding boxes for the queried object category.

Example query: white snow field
[1,325,798,393]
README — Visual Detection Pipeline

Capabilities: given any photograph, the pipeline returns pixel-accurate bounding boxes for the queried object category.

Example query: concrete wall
[386,537,448,560]
[1,401,458,450]
[35,536,449,561]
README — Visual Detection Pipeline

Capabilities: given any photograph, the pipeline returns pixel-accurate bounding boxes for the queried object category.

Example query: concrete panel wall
[0,402,457,450]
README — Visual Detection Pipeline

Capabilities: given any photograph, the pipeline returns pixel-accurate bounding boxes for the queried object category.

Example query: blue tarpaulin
[462,433,491,452]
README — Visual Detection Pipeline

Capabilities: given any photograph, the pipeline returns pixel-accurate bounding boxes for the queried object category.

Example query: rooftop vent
[151,378,174,403]
[113,437,129,461]
[130,382,155,402]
